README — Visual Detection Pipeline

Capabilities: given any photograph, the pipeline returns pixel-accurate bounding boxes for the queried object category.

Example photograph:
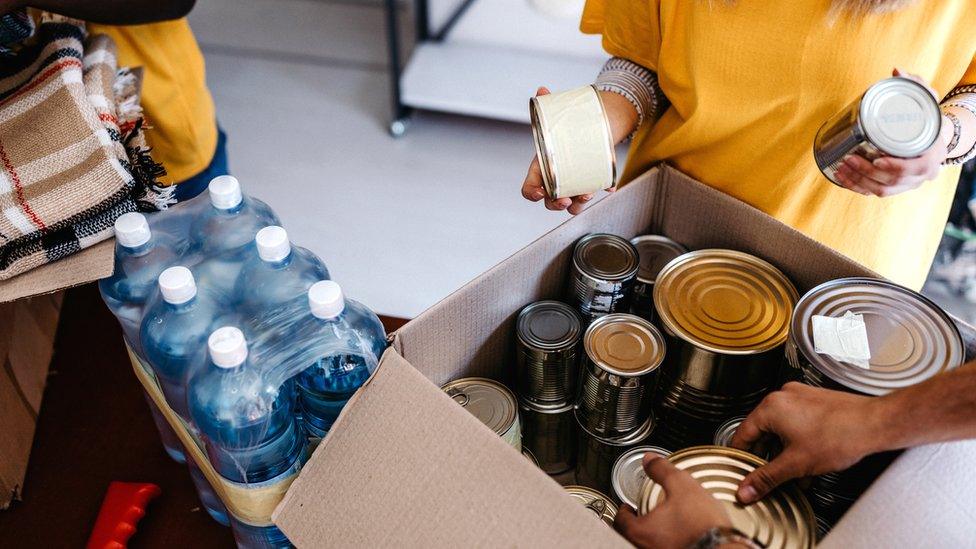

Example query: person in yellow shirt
[1,0,221,201]
[521,0,976,291]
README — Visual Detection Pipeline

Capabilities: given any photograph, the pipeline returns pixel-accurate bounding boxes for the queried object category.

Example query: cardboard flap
[0,240,113,303]
[821,439,976,548]
[273,350,630,548]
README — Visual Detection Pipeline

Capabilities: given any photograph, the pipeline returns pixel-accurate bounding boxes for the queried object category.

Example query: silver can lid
[861,77,940,157]
[792,277,964,396]
[713,416,747,447]
[611,445,671,509]
[442,377,518,436]
[630,235,688,284]
[516,300,582,351]
[573,233,640,282]
[519,397,575,415]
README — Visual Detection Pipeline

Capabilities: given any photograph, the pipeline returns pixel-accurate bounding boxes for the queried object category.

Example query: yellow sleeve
[957,53,976,87]
[580,0,662,71]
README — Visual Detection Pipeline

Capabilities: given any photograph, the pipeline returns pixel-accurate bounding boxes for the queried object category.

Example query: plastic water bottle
[188,326,304,548]
[99,213,186,464]
[141,266,231,525]
[237,226,330,315]
[297,281,387,441]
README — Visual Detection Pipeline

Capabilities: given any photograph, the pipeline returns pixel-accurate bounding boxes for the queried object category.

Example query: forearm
[7,0,195,25]
[594,57,668,144]
[869,361,976,453]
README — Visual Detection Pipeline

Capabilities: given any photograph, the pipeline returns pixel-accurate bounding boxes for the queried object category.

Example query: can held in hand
[651,250,798,450]
[639,446,816,549]
[519,398,578,474]
[442,377,522,451]
[712,416,780,461]
[814,76,941,186]
[577,313,665,438]
[568,234,640,323]
[629,235,688,322]
[611,445,670,509]
[530,85,617,199]
[516,300,583,404]
[575,413,655,494]
[564,485,618,527]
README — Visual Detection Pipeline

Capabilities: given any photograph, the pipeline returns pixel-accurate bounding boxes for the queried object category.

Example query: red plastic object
[86,482,161,549]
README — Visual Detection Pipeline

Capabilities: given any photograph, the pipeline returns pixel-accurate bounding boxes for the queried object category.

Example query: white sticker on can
[811,311,872,369]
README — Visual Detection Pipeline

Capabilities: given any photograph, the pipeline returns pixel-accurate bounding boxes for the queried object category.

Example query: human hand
[615,454,732,549]
[730,382,887,504]
[834,68,950,198]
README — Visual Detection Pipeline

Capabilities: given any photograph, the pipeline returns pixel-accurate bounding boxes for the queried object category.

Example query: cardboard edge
[0,240,114,303]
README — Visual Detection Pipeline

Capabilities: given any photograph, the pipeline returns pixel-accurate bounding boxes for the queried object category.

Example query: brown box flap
[273,349,629,548]
[0,240,113,303]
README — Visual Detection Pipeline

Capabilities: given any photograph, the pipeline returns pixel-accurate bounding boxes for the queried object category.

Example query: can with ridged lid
[516,300,583,404]
[564,485,618,527]
[610,445,671,509]
[442,377,521,451]
[629,235,687,322]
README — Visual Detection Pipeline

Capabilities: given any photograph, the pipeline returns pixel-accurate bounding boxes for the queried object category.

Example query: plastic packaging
[237,226,330,316]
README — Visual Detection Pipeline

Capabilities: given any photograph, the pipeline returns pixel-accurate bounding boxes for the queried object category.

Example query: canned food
[629,235,688,322]
[564,485,618,527]
[519,399,577,474]
[568,234,639,322]
[610,445,670,509]
[712,416,780,461]
[575,413,655,494]
[577,314,665,438]
[530,85,617,199]
[442,377,522,451]
[787,277,964,396]
[814,76,941,186]
[516,301,583,404]
[651,250,799,449]
[522,446,540,468]
[639,446,816,549]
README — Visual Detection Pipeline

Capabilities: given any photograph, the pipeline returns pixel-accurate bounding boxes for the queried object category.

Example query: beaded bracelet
[941,100,976,165]
[594,57,668,140]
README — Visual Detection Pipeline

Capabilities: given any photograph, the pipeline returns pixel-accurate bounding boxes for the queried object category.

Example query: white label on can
[811,311,872,369]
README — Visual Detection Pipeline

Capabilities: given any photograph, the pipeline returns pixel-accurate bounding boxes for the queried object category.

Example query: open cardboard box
[0,241,112,509]
[273,165,976,547]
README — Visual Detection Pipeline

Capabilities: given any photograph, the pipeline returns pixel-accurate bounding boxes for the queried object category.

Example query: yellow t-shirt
[90,20,217,185]
[581,0,976,290]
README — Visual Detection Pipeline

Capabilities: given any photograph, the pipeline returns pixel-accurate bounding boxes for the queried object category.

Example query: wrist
[598,90,640,144]
[858,395,900,456]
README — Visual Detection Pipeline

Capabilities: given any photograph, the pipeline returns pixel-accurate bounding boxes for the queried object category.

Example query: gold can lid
[564,485,618,527]
[654,250,798,354]
[441,377,518,437]
[583,313,666,377]
[638,446,816,549]
[573,233,640,282]
[611,446,671,509]
[791,277,964,396]
[630,235,688,284]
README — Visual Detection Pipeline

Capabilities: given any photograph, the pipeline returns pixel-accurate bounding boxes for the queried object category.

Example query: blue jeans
[173,127,228,202]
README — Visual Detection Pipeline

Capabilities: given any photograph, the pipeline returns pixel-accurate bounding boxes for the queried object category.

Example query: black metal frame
[383,0,479,133]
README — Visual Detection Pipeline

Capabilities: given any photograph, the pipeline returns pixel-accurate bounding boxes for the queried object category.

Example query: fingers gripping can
[610,445,671,509]
[530,85,617,199]
[568,234,640,323]
[442,377,522,451]
[814,76,941,185]
[515,301,583,404]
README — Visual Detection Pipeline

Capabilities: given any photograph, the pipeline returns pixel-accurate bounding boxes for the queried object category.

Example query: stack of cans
[650,250,799,450]
[567,234,639,324]
[786,277,964,536]
[442,377,522,451]
[712,416,779,461]
[574,313,665,493]
[638,446,817,549]
[629,235,687,322]
[516,301,583,474]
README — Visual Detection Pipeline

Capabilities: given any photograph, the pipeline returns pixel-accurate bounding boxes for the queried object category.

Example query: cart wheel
[389,118,409,138]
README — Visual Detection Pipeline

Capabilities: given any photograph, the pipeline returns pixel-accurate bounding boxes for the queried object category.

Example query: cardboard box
[272,165,976,547]
[0,240,112,509]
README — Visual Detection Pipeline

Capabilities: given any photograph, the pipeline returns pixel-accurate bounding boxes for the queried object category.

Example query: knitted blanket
[0,14,170,281]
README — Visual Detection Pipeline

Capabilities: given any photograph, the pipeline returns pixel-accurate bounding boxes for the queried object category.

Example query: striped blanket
[0,14,169,281]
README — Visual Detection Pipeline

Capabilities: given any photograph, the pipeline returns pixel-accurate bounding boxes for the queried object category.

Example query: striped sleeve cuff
[594,57,667,138]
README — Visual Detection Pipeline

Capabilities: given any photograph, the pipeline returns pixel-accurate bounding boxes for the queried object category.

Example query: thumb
[737,452,805,504]
[536,86,551,97]
[893,67,902,77]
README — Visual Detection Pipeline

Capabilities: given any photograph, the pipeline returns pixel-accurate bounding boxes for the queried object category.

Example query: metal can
[568,234,640,323]
[814,76,941,186]
[564,485,618,527]
[519,398,578,474]
[577,313,665,438]
[787,277,964,396]
[611,445,671,509]
[442,377,522,451]
[712,416,781,461]
[575,413,655,495]
[629,235,688,322]
[522,446,541,468]
[529,85,617,200]
[516,300,583,404]
[639,446,816,549]
[651,250,799,450]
